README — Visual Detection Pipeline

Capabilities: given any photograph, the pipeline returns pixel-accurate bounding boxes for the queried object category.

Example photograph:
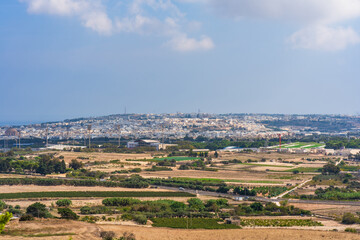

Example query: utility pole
[45,127,49,147]
[18,131,21,149]
[278,134,282,150]
[66,126,70,144]
[87,124,92,148]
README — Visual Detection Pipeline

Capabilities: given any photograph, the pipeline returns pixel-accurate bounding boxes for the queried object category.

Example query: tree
[26,202,51,218]
[0,212,12,233]
[322,163,340,175]
[56,199,72,207]
[69,159,84,170]
[58,208,79,220]
[0,159,11,173]
[170,201,186,212]
[187,198,205,211]
[250,202,264,211]
[0,200,6,211]
[55,160,67,173]
[216,186,230,193]
[214,151,219,158]
[292,170,299,174]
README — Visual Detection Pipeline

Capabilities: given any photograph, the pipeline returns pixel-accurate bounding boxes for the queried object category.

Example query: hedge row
[0,191,195,199]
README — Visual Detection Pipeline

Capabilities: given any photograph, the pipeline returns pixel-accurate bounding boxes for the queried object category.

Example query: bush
[19,214,34,221]
[345,228,357,233]
[342,213,360,224]
[119,232,136,240]
[100,231,116,240]
[56,199,72,207]
[80,206,91,214]
[26,202,52,218]
[102,198,141,207]
[133,214,147,225]
[58,208,79,220]
[0,212,12,233]
[0,200,6,211]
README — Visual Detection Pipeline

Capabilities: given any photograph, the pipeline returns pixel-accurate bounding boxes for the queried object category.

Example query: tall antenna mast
[116,124,121,147]
[87,124,92,148]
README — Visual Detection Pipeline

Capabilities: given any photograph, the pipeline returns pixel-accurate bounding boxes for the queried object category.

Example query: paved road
[273,179,312,199]
[271,158,344,200]
[155,177,360,207]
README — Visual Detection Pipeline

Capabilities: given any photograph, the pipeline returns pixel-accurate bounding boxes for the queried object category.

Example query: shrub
[58,208,79,220]
[26,202,52,218]
[119,232,136,240]
[133,214,147,225]
[345,228,357,233]
[100,231,116,240]
[80,206,91,214]
[19,214,34,221]
[102,198,141,207]
[0,200,6,211]
[0,212,12,233]
[56,199,72,207]
[342,213,360,224]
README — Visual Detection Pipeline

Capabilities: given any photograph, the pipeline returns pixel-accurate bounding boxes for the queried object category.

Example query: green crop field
[152,218,241,229]
[0,191,195,200]
[239,163,292,168]
[283,167,322,173]
[173,177,283,184]
[273,142,325,149]
[239,219,323,227]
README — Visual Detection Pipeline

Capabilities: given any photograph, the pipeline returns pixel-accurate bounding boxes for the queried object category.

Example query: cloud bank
[207,0,360,51]
[20,0,360,51]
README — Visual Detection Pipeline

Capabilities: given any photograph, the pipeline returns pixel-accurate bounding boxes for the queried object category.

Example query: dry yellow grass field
[1,219,360,240]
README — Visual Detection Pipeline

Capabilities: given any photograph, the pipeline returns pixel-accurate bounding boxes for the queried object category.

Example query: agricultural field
[0,149,359,239]
[151,218,241,229]
[0,191,194,200]
[239,218,323,227]
[2,219,360,240]
[153,156,200,161]
[271,142,326,149]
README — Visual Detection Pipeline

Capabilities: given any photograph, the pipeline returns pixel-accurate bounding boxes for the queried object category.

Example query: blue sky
[1,0,360,123]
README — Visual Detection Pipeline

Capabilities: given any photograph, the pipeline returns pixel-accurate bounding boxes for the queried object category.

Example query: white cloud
[168,34,214,51]
[20,0,212,51]
[289,25,360,51]
[20,0,113,35]
[205,0,360,51]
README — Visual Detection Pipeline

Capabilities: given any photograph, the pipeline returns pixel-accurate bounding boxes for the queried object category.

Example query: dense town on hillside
[1,114,360,143]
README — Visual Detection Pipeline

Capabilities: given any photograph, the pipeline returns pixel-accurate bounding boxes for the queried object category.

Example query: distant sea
[0,120,45,127]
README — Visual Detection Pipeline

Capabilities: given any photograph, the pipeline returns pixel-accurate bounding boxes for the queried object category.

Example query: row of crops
[151,218,241,229]
[239,219,323,227]
[0,191,194,200]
